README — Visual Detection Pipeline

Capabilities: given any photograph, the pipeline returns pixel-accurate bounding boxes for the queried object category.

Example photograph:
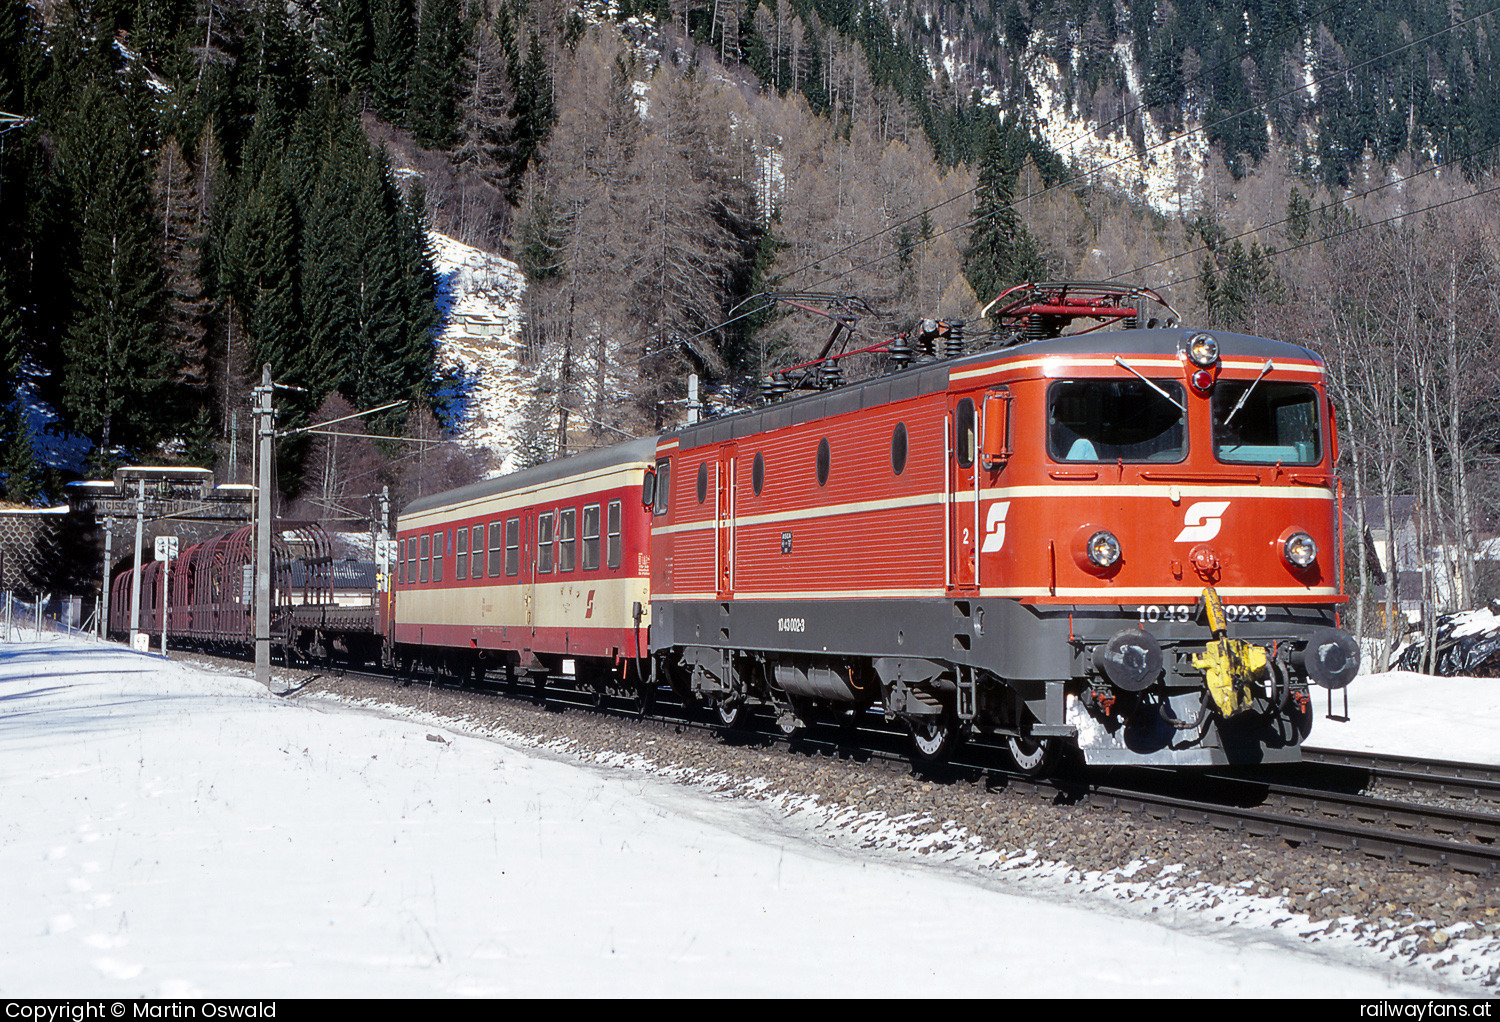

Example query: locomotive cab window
[653,459,671,516]
[1212,382,1321,465]
[1048,379,1186,463]
[955,400,975,467]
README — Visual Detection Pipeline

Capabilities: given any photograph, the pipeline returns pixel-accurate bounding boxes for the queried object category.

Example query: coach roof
[402,436,659,518]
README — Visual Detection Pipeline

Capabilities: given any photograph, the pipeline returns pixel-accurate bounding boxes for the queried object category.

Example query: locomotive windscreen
[1048,379,1187,462]
[1211,382,1321,464]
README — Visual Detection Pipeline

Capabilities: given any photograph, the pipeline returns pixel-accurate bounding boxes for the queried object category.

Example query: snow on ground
[0,634,1492,997]
[1306,669,1500,766]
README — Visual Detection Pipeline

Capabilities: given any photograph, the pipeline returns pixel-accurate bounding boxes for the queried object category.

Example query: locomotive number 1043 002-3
[1136,604,1268,625]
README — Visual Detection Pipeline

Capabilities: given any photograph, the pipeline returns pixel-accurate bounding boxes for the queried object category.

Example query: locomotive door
[948,395,979,592]
[715,445,737,598]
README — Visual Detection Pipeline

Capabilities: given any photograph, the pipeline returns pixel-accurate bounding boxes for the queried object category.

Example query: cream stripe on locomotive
[948,356,1326,383]
[402,463,647,530]
[654,482,1336,536]
[664,585,1336,601]
[400,575,651,629]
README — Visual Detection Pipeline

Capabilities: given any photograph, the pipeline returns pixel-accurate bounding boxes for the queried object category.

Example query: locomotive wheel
[908,712,958,761]
[713,699,745,729]
[1006,735,1057,776]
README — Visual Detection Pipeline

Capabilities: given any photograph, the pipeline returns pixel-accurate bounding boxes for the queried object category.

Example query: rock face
[428,232,528,476]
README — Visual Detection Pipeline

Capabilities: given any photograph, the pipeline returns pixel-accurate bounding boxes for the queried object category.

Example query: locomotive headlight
[1086,530,1122,568]
[1283,531,1318,568]
[1186,333,1220,367]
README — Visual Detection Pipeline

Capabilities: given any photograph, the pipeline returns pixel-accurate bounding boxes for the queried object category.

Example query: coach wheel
[908,712,957,761]
[1006,734,1057,776]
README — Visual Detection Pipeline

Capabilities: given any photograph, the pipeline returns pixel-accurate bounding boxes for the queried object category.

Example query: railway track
[1300,747,1500,806]
[209,649,1500,876]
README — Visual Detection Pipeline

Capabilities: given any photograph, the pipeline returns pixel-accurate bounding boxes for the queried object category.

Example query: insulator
[818,361,844,388]
[940,327,964,359]
[1026,313,1046,340]
[887,335,913,371]
[762,373,791,400]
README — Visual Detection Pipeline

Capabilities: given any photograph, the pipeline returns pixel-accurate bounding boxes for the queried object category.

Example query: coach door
[715,444,737,598]
[948,395,979,593]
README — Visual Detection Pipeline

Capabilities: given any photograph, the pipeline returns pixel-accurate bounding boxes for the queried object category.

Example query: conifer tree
[963,123,1046,307]
[54,83,179,462]
[408,0,468,147]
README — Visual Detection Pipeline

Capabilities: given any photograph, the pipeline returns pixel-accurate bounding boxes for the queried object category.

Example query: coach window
[538,512,554,573]
[471,526,484,577]
[606,501,622,569]
[559,509,576,572]
[455,527,468,580]
[419,533,430,583]
[955,400,975,468]
[816,438,830,486]
[398,538,407,584]
[653,458,671,516]
[408,538,418,584]
[582,504,601,570]
[487,521,502,577]
[432,531,444,582]
[892,423,908,475]
[505,518,520,576]
[1048,379,1186,462]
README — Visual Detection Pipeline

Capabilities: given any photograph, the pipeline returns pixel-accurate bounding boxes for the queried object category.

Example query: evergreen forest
[2,0,1500,661]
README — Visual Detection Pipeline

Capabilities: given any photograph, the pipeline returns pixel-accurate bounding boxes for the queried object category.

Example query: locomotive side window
[538,513,555,573]
[816,438,830,485]
[505,518,520,576]
[696,461,708,504]
[955,400,975,467]
[1212,382,1321,465]
[419,534,430,583]
[581,505,600,570]
[455,527,468,580]
[752,453,765,495]
[1048,380,1186,463]
[606,501,622,569]
[487,521,502,577]
[892,423,908,475]
[559,509,576,571]
[653,459,671,516]
[432,531,444,582]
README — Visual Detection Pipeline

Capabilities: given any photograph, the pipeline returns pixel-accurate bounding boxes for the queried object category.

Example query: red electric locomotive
[647,283,1358,768]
